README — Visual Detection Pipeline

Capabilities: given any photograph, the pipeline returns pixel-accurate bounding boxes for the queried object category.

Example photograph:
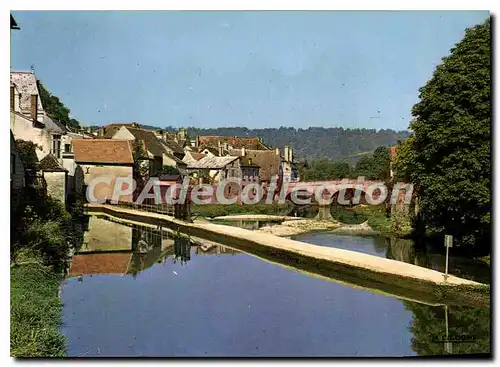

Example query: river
[60,216,490,357]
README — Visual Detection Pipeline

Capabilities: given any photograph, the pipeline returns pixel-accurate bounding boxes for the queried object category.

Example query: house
[72,139,135,203]
[187,153,260,184]
[39,153,68,204]
[182,151,205,166]
[228,148,281,183]
[195,135,270,150]
[156,128,193,149]
[112,126,187,176]
[97,122,141,139]
[10,72,68,161]
[187,155,240,184]
[281,145,299,182]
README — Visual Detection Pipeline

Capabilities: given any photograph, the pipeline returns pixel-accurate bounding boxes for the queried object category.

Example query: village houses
[72,139,135,203]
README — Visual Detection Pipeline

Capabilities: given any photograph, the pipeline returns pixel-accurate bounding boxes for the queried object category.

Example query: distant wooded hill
[166,126,410,163]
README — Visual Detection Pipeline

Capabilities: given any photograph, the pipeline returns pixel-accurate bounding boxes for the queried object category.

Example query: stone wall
[81,164,134,203]
[10,111,52,159]
[44,171,67,204]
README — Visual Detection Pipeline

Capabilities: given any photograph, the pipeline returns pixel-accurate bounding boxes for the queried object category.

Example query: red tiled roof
[191,153,205,161]
[198,136,269,150]
[72,139,134,164]
[69,253,132,276]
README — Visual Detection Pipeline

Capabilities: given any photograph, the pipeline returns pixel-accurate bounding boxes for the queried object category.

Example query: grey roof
[39,153,66,172]
[123,127,169,157]
[187,155,239,170]
[43,115,67,134]
[10,71,44,115]
[165,151,187,166]
[160,139,184,154]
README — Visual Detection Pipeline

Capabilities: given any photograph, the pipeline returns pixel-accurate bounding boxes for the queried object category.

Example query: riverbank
[85,204,490,307]
[257,218,342,237]
[10,259,66,357]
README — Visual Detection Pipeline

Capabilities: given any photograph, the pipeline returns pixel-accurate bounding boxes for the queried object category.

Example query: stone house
[10,71,68,161]
[281,145,298,182]
[38,153,68,205]
[228,148,281,184]
[187,154,260,184]
[112,126,187,176]
[72,139,135,203]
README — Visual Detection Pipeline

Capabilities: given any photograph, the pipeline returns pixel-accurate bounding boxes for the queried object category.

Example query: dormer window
[52,135,61,158]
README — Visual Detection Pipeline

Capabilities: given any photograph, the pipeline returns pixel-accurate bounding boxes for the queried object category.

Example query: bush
[11,189,82,271]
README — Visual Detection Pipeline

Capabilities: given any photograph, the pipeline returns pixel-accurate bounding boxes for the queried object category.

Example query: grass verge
[191,203,292,218]
[10,259,66,357]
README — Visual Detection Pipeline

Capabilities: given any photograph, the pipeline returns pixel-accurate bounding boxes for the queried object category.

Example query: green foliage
[354,146,391,180]
[36,80,80,130]
[404,302,490,356]
[163,126,409,162]
[10,262,66,357]
[12,189,82,271]
[191,203,291,218]
[132,141,150,182]
[161,165,180,175]
[15,139,39,171]
[396,19,491,251]
[301,159,351,180]
[300,145,391,181]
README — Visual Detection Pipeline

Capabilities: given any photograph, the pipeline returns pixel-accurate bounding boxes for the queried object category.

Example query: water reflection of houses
[71,215,238,277]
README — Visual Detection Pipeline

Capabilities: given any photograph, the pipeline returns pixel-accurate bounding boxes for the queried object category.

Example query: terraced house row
[10,74,299,205]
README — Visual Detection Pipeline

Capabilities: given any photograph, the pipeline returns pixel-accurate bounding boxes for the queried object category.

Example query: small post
[444,234,453,280]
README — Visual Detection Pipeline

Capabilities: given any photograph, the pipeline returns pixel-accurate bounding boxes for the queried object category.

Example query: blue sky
[11,11,489,130]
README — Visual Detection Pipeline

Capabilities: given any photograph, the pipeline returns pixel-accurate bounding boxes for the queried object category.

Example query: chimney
[196,136,200,148]
[275,148,280,156]
[218,141,223,156]
[30,94,38,122]
[10,86,14,110]
[241,147,246,157]
[179,128,186,140]
[284,145,293,162]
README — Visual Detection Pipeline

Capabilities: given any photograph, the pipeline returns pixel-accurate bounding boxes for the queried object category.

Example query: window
[52,135,61,158]
[64,143,72,153]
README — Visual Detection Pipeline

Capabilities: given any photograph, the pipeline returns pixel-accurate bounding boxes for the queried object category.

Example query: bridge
[131,178,414,221]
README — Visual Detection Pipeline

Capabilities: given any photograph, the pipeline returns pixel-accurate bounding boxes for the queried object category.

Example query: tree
[15,139,39,171]
[132,141,150,184]
[372,146,391,181]
[396,18,491,252]
[36,80,81,130]
[352,146,390,180]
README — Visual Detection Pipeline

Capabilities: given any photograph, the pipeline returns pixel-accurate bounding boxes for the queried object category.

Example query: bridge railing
[105,200,176,216]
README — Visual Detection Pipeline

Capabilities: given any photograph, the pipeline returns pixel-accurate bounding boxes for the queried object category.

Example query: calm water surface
[60,217,490,357]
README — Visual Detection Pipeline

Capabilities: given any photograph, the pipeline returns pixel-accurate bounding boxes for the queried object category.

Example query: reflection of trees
[386,237,417,264]
[371,236,388,254]
[404,301,490,355]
